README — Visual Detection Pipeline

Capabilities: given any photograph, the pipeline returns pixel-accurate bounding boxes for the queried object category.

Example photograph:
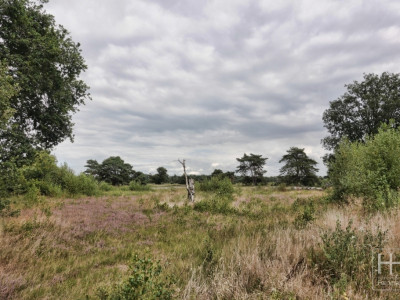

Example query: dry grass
[1,185,400,299]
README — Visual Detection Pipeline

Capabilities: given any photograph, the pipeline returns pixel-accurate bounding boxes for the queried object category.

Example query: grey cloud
[46,0,400,176]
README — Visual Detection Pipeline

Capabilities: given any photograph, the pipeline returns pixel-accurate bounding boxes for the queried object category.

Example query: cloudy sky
[46,0,400,176]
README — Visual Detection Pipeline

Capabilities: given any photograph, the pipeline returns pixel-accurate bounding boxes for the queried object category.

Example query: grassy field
[1,184,400,299]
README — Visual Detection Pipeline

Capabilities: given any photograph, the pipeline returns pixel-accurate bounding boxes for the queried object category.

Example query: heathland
[1,181,398,299]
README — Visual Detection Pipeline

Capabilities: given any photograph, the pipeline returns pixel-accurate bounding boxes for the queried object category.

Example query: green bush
[330,123,400,211]
[194,176,235,214]
[97,253,174,300]
[99,181,113,191]
[293,202,315,229]
[129,181,151,191]
[197,176,234,197]
[310,220,386,288]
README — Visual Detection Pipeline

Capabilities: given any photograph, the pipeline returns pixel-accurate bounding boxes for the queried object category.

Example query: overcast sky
[46,0,400,176]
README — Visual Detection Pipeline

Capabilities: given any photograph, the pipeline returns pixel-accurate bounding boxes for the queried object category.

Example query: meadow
[1,184,400,299]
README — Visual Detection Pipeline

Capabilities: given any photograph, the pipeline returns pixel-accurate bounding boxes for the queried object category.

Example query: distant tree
[236,153,267,185]
[84,156,134,185]
[322,72,400,151]
[0,0,90,165]
[152,167,169,184]
[132,171,150,185]
[211,169,224,177]
[84,159,100,179]
[279,147,319,186]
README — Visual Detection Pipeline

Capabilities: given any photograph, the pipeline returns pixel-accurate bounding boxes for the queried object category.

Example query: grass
[1,184,400,299]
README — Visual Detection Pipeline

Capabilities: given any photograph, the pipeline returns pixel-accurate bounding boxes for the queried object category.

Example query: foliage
[329,123,400,210]
[85,156,134,186]
[293,202,315,229]
[129,181,151,191]
[0,151,99,199]
[0,0,90,165]
[310,220,386,288]
[322,72,400,151]
[236,153,268,185]
[0,61,18,129]
[279,147,319,186]
[151,167,169,184]
[194,176,235,214]
[97,253,174,300]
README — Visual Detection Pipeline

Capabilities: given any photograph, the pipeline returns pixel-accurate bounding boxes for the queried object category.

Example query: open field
[1,185,400,299]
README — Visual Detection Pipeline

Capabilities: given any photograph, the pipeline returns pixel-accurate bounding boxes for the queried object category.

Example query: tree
[0,62,18,129]
[84,159,100,179]
[236,153,267,185]
[211,169,224,177]
[0,0,90,165]
[84,156,134,185]
[322,72,400,151]
[152,167,169,184]
[279,147,319,186]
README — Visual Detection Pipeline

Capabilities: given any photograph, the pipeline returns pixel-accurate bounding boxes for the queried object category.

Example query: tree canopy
[322,72,400,151]
[0,61,18,129]
[0,0,90,165]
[84,156,134,186]
[236,153,267,185]
[279,147,319,186]
[152,167,169,184]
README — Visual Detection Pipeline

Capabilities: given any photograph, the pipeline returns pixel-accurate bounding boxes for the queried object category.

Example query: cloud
[47,0,400,176]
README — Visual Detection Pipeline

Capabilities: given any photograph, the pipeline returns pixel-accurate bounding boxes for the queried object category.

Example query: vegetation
[236,153,268,185]
[329,122,400,211]
[151,167,169,184]
[322,72,400,151]
[1,184,398,299]
[0,0,90,166]
[279,147,319,186]
[85,156,135,186]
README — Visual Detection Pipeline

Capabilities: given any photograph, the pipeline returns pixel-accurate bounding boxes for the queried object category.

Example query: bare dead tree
[178,159,195,202]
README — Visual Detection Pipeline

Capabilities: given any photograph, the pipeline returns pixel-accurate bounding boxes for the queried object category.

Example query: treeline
[80,147,322,188]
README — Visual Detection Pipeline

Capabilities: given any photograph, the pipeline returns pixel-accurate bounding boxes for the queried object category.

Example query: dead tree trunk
[178,159,195,202]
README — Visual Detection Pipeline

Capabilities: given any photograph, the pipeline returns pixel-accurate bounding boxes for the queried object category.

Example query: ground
[1,185,400,299]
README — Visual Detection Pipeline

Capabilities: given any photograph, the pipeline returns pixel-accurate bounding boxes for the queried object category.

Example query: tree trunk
[178,159,195,202]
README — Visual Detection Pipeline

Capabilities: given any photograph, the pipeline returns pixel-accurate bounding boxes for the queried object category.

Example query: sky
[46,0,400,176]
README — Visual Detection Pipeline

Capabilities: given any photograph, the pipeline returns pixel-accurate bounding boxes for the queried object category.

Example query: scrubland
[1,184,400,299]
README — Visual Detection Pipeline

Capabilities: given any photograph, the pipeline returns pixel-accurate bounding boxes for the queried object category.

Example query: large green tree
[279,147,319,186]
[85,156,134,186]
[152,167,169,184]
[0,0,90,165]
[236,153,267,185]
[0,61,18,129]
[322,72,400,151]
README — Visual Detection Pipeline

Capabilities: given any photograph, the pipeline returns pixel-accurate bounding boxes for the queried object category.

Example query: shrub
[310,220,386,288]
[99,181,113,191]
[293,202,315,229]
[329,123,400,211]
[97,253,174,300]
[194,176,235,214]
[129,181,151,191]
[197,176,234,197]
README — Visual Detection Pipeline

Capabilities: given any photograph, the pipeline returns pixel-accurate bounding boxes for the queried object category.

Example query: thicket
[329,123,400,211]
[0,151,99,201]
[194,176,235,214]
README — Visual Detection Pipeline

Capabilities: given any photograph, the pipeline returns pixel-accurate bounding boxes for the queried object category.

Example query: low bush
[97,253,174,300]
[310,220,386,289]
[129,181,151,191]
